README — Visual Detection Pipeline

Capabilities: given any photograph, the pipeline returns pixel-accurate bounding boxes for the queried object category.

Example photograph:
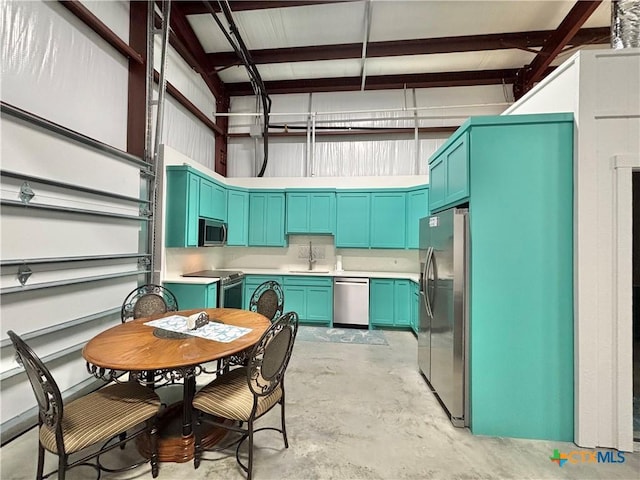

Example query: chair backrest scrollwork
[247,311,298,397]
[8,331,66,452]
[121,284,179,323]
[249,281,284,322]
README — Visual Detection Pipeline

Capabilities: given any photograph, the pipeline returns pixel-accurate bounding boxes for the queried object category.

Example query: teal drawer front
[283,276,333,287]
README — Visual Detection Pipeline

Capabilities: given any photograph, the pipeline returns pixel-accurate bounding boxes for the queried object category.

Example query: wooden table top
[82,308,270,371]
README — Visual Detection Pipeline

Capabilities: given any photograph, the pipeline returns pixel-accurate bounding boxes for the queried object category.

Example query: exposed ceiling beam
[207,27,609,66]
[167,1,226,99]
[515,0,602,97]
[177,0,358,15]
[226,69,529,95]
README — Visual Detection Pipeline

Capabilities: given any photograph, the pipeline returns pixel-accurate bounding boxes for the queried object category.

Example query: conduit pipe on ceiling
[611,0,640,48]
[213,102,512,117]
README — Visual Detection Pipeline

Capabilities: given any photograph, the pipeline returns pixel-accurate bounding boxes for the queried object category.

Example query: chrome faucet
[308,241,316,271]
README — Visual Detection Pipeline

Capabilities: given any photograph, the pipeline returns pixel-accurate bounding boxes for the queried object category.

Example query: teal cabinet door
[199,178,227,221]
[248,193,267,245]
[370,191,406,248]
[286,193,310,233]
[309,192,336,233]
[265,193,286,246]
[163,282,217,310]
[282,276,332,325]
[445,132,469,206]
[428,131,469,213]
[406,187,429,249]
[369,279,394,326]
[227,189,249,246]
[286,191,336,234]
[283,285,306,319]
[166,168,200,247]
[249,192,286,246]
[306,287,333,323]
[393,280,411,327]
[336,193,370,248]
[429,155,446,212]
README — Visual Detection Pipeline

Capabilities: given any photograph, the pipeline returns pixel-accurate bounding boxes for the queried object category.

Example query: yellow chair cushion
[40,382,161,454]
[193,367,282,421]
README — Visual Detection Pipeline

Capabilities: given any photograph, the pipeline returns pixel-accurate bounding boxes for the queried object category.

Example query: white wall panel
[80,0,130,42]
[162,95,216,170]
[155,38,216,122]
[0,0,128,149]
[228,85,508,177]
[0,0,150,441]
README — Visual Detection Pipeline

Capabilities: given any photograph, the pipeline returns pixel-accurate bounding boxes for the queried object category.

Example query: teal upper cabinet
[286,190,336,234]
[406,187,429,249]
[199,177,227,222]
[227,188,249,246]
[335,192,370,248]
[370,191,406,248]
[166,167,200,247]
[248,191,287,247]
[429,131,469,213]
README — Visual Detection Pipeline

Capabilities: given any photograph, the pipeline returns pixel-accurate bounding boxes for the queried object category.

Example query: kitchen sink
[288,270,331,274]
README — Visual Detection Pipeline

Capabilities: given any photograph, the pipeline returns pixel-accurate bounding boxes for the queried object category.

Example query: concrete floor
[1,330,638,480]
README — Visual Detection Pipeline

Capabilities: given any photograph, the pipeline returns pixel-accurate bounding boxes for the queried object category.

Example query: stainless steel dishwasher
[333,277,370,326]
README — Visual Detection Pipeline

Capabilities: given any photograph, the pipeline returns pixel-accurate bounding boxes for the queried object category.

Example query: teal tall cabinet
[429,113,574,442]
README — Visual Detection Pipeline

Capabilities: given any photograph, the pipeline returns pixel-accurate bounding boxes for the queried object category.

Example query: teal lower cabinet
[243,275,284,310]
[283,276,332,325]
[369,279,412,328]
[163,282,218,310]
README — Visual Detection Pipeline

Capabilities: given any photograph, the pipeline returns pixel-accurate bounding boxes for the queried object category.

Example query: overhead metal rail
[0,307,121,349]
[1,199,150,222]
[0,170,151,205]
[1,341,93,381]
[0,269,151,295]
[0,102,151,173]
[1,253,150,268]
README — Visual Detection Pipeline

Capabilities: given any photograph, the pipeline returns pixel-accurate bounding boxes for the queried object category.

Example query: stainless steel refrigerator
[418,207,469,427]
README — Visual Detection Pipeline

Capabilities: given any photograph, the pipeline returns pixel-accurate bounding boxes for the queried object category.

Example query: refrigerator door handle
[428,249,438,313]
[423,247,433,318]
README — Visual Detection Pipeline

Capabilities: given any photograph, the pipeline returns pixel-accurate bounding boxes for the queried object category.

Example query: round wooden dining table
[82,307,270,463]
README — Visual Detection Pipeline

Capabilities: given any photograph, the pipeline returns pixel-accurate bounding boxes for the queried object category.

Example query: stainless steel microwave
[198,218,227,246]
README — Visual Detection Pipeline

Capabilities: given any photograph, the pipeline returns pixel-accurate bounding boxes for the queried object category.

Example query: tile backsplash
[164,235,419,276]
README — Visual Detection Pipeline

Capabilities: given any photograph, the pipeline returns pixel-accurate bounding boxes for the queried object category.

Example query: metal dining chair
[192,311,299,480]
[227,280,285,368]
[121,284,179,323]
[248,280,285,322]
[7,330,161,480]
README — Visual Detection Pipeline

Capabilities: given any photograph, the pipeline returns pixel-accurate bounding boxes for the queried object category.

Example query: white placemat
[144,315,252,343]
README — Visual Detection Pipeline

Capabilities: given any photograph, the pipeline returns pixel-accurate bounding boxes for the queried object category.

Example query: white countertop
[163,276,220,285]
[164,269,418,284]
[165,269,418,283]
